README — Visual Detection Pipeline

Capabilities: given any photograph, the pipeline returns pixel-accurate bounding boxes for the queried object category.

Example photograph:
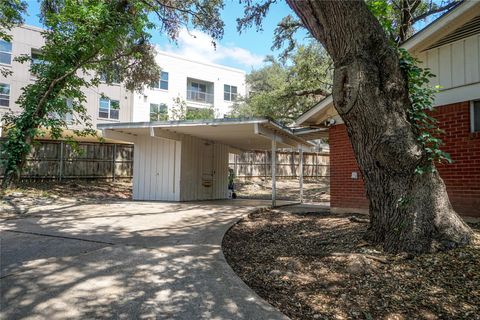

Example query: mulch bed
[222,208,480,320]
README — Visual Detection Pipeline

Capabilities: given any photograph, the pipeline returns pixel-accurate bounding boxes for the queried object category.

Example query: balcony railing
[186,90,214,104]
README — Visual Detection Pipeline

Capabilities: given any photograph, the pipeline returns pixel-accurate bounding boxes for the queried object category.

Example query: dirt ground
[235,178,330,203]
[0,179,132,218]
[222,207,480,320]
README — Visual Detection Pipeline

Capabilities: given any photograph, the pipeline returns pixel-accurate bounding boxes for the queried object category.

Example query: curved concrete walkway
[1,200,289,319]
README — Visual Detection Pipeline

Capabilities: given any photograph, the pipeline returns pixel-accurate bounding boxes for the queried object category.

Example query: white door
[201,142,214,199]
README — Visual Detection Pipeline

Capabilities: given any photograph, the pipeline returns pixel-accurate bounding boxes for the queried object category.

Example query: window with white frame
[472,100,480,133]
[0,40,12,65]
[151,71,168,90]
[224,84,237,101]
[150,103,168,121]
[99,97,119,120]
[0,83,10,107]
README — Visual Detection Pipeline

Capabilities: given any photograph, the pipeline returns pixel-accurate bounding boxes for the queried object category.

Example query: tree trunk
[287,0,472,253]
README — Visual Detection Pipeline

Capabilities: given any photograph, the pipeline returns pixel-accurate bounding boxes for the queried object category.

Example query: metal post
[299,147,304,204]
[264,150,268,181]
[271,135,277,207]
[59,141,64,181]
[112,144,117,182]
[234,154,238,178]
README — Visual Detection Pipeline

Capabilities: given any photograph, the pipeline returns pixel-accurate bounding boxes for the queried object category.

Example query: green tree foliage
[0,0,26,76]
[1,0,224,187]
[399,50,452,174]
[367,0,460,43]
[169,96,215,120]
[0,0,26,41]
[229,42,332,124]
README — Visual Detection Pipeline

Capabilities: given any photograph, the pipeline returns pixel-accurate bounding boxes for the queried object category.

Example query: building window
[187,80,214,104]
[99,97,119,120]
[0,40,12,65]
[150,103,168,121]
[99,69,121,85]
[224,84,237,101]
[151,71,168,90]
[31,49,45,65]
[472,100,480,133]
[50,99,74,123]
[0,83,10,107]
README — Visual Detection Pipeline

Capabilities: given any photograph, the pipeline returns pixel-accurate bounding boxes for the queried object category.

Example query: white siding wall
[415,34,480,105]
[132,135,181,201]
[179,135,229,201]
[132,132,229,202]
[132,51,246,122]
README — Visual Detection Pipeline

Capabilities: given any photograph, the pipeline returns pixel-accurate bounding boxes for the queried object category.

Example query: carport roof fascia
[98,117,313,148]
[99,117,280,130]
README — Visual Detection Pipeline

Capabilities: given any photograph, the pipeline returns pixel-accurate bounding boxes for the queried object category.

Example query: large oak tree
[285,0,471,253]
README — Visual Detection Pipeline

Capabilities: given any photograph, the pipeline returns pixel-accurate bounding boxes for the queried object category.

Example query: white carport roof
[98,118,313,151]
[98,118,313,207]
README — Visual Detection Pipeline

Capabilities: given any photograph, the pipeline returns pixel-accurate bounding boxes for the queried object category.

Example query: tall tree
[282,1,471,253]
[1,0,224,187]
[229,43,332,124]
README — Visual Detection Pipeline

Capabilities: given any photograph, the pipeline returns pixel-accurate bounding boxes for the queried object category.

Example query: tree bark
[287,0,472,253]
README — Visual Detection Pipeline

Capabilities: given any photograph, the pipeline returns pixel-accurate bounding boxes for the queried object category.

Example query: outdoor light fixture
[324,118,336,127]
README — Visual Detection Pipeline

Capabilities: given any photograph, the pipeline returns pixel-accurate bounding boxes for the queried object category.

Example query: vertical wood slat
[229,150,330,179]
[0,138,133,180]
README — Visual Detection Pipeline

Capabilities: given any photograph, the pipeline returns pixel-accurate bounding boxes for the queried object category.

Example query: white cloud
[161,28,265,69]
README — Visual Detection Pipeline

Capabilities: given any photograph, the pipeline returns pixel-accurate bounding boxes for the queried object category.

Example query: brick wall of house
[328,101,480,217]
[329,124,369,211]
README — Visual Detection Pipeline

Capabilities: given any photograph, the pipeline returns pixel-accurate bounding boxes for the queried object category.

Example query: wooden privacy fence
[229,150,330,179]
[0,139,133,180]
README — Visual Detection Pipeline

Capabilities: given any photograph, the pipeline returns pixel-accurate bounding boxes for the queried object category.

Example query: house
[0,25,246,136]
[296,1,480,217]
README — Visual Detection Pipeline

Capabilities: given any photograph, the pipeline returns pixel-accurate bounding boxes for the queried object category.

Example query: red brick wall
[329,101,480,217]
[329,124,369,211]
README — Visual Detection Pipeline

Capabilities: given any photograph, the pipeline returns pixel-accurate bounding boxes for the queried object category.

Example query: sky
[22,1,307,72]
[21,1,444,72]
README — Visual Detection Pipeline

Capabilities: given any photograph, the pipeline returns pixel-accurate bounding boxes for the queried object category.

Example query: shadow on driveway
[0,200,289,319]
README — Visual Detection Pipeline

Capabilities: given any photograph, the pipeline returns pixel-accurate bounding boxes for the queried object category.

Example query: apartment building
[132,50,246,122]
[0,25,247,135]
[0,25,132,131]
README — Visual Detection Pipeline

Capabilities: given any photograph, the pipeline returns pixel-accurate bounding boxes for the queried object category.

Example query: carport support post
[299,147,304,203]
[271,135,277,207]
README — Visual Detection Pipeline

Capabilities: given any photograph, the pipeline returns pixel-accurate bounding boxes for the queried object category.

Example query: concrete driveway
[0,199,289,320]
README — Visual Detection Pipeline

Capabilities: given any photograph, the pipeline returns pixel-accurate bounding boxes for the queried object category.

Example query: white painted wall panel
[178,134,229,201]
[420,34,480,90]
[438,45,452,88]
[427,49,440,87]
[464,36,479,84]
[451,41,465,87]
[212,143,229,199]
[132,135,180,201]
[414,34,480,106]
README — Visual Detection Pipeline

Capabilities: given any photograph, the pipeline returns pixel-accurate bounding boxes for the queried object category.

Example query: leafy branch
[399,48,452,174]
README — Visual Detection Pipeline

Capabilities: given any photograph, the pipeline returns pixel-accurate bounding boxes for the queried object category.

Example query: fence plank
[229,150,329,179]
[0,139,133,180]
